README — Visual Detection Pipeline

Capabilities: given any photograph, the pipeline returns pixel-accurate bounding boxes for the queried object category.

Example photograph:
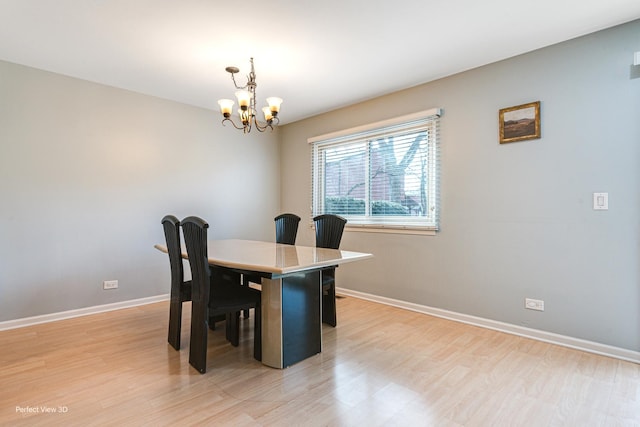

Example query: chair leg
[322,284,337,327]
[242,276,250,319]
[189,299,209,374]
[226,312,241,346]
[167,297,182,350]
[208,314,225,330]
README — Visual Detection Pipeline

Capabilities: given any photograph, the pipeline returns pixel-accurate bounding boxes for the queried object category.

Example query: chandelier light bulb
[262,106,273,122]
[235,90,251,110]
[238,109,250,125]
[217,99,234,117]
[266,97,283,115]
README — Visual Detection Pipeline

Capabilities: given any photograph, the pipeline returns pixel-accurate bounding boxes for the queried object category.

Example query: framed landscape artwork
[499,101,541,143]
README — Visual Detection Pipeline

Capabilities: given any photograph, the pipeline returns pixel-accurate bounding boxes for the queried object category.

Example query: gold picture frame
[499,101,541,144]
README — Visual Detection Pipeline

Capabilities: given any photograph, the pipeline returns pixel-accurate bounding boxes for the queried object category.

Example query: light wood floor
[1,296,639,426]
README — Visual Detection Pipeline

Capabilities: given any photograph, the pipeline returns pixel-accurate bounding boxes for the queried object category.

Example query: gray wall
[279,20,640,351]
[0,61,280,321]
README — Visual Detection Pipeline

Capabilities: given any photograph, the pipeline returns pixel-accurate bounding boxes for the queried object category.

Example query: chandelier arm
[221,117,246,130]
[253,119,272,132]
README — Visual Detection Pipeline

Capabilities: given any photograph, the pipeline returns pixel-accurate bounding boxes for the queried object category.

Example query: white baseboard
[0,294,169,331]
[337,287,640,364]
[4,289,639,365]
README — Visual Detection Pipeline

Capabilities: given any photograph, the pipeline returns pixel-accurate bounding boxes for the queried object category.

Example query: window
[310,108,441,234]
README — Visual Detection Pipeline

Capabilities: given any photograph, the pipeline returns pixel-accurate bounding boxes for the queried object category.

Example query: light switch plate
[593,193,608,210]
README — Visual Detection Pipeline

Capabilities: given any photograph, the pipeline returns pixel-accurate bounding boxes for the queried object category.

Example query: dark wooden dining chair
[181,216,262,374]
[162,215,192,351]
[313,214,347,327]
[274,213,301,245]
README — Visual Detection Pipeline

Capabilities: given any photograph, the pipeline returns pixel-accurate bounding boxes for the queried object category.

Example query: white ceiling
[1,0,639,124]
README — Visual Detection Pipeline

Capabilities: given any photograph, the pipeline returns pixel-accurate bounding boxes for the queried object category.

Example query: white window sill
[309,222,437,236]
[344,225,437,236]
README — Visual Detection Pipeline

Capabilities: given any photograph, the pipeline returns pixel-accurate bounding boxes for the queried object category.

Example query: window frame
[309,108,441,235]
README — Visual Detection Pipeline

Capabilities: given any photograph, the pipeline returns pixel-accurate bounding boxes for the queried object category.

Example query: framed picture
[499,101,541,144]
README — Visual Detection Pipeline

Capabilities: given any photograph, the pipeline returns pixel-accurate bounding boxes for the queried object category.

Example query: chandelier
[217,57,282,133]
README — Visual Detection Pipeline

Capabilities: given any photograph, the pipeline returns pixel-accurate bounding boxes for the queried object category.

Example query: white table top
[155,239,373,275]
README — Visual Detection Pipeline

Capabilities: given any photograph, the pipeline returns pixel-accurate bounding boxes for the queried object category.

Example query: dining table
[155,239,373,369]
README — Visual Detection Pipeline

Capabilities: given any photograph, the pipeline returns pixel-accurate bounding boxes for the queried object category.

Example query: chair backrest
[161,215,185,287]
[180,216,210,303]
[274,213,301,245]
[313,214,347,249]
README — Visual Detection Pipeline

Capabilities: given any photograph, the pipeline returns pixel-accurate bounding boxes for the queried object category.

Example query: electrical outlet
[103,280,118,290]
[525,298,544,311]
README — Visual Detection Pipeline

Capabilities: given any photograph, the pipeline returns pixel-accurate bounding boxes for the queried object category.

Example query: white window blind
[310,108,441,232]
